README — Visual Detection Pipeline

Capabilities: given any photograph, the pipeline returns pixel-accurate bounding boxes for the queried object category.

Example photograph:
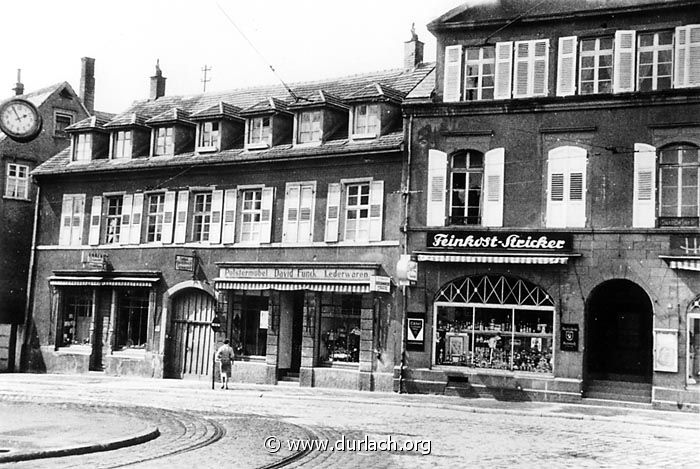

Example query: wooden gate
[171,289,216,378]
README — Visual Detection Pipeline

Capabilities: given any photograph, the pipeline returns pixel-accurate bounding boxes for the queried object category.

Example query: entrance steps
[278,371,300,386]
[584,379,651,403]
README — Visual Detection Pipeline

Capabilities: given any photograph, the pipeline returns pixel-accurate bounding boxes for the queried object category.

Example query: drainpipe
[21,184,41,371]
[399,114,414,393]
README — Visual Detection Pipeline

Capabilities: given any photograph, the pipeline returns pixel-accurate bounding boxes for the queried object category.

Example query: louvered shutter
[71,195,85,246]
[614,30,636,93]
[161,191,177,244]
[547,146,587,228]
[427,149,448,226]
[494,42,513,99]
[120,194,133,245]
[675,25,700,88]
[129,193,143,245]
[557,36,577,96]
[282,184,300,243]
[259,187,274,243]
[59,194,74,246]
[533,40,549,96]
[514,41,531,98]
[369,180,384,241]
[633,143,657,228]
[567,159,586,228]
[483,148,505,227]
[222,189,237,244]
[173,190,189,244]
[443,45,463,102]
[88,196,102,246]
[298,185,314,243]
[209,189,224,244]
[546,155,567,228]
[325,183,341,242]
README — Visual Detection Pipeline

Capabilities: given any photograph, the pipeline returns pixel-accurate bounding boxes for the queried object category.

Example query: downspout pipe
[399,114,414,393]
[21,183,41,371]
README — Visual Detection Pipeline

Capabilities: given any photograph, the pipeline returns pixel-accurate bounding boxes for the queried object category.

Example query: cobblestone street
[0,374,697,468]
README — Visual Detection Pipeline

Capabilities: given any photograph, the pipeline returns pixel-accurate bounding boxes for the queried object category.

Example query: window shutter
[533,39,549,96]
[443,45,463,102]
[566,152,587,228]
[557,36,577,96]
[129,193,144,245]
[369,180,384,241]
[675,25,700,88]
[173,190,189,244]
[633,143,657,228]
[59,194,73,246]
[282,184,300,243]
[494,41,513,99]
[259,187,274,243]
[513,41,531,98]
[298,185,314,243]
[483,148,505,227]
[120,194,133,245]
[71,195,85,246]
[88,196,102,246]
[161,191,176,244]
[325,183,341,242]
[222,189,237,244]
[209,189,224,244]
[613,30,636,93]
[546,146,587,228]
[427,149,448,226]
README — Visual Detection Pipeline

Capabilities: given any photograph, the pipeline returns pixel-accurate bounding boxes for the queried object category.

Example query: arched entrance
[170,288,216,379]
[585,279,653,382]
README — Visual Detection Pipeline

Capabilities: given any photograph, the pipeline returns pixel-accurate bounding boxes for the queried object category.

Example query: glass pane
[452,173,466,190]
[681,147,699,164]
[483,46,495,59]
[466,49,479,61]
[452,153,467,168]
[599,37,613,50]
[581,56,594,68]
[581,69,595,81]
[657,77,672,90]
[638,78,652,92]
[639,52,653,65]
[482,63,494,75]
[482,88,494,100]
[639,33,654,48]
[598,67,612,80]
[468,151,483,168]
[658,49,672,63]
[482,76,494,87]
[599,80,612,93]
[598,54,612,67]
[658,31,673,45]
[581,39,596,51]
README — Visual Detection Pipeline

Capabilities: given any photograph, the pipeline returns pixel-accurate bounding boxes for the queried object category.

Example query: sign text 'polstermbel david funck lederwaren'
[426,231,573,252]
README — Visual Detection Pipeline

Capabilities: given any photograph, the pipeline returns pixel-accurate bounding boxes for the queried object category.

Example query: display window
[59,288,93,347]
[319,293,362,363]
[231,292,269,356]
[688,312,700,385]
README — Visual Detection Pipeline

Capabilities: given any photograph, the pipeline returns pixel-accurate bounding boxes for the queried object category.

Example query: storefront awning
[49,275,160,288]
[660,256,700,272]
[415,252,578,265]
[214,279,371,293]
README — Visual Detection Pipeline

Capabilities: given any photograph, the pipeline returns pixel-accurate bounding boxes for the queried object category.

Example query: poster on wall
[654,329,678,372]
[406,315,424,351]
[259,310,269,330]
[560,324,579,351]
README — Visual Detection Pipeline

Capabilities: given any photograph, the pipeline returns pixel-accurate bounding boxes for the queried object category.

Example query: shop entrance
[170,289,216,379]
[585,279,653,381]
[278,291,304,378]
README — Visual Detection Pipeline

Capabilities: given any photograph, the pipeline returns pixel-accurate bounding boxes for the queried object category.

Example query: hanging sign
[427,231,573,252]
[370,275,391,293]
[396,254,418,286]
[560,323,579,351]
[175,255,196,272]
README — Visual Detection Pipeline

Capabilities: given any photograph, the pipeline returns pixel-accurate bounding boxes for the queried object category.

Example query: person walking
[216,339,235,390]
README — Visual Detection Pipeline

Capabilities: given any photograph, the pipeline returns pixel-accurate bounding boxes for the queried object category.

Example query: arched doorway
[586,279,653,382]
[170,288,216,379]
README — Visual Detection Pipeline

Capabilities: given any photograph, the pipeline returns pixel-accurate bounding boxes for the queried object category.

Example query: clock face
[0,98,43,143]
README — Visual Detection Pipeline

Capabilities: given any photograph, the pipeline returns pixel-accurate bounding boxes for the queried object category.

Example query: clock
[0,98,43,143]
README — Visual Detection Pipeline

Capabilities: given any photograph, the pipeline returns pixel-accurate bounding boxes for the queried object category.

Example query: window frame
[146,193,166,243]
[153,126,174,156]
[448,150,484,226]
[112,130,132,159]
[578,36,614,95]
[247,116,271,148]
[352,104,380,137]
[58,288,94,347]
[5,163,30,200]
[104,195,124,244]
[114,288,150,349]
[297,110,323,144]
[73,133,92,162]
[54,111,73,138]
[637,29,674,92]
[658,143,700,219]
[464,45,496,101]
[239,188,263,244]
[191,192,213,242]
[343,181,371,242]
[198,121,220,150]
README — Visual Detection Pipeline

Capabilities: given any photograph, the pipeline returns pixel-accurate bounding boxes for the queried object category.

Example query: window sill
[196,146,219,154]
[351,133,377,141]
[55,344,92,355]
[2,195,31,202]
[111,348,147,359]
[246,143,270,151]
[319,361,359,369]
[294,141,322,148]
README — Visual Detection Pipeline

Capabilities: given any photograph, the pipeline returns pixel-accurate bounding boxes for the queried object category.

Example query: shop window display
[115,288,149,349]
[59,288,93,346]
[319,293,361,363]
[231,292,269,356]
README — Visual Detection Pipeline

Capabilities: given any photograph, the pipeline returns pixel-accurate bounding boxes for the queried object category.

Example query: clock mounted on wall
[0,98,43,143]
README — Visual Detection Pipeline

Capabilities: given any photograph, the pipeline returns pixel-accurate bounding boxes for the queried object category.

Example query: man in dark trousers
[216,339,235,389]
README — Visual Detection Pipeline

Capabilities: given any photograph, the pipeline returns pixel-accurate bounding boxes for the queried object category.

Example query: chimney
[150,60,166,100]
[404,23,424,70]
[13,69,24,96]
[80,57,95,114]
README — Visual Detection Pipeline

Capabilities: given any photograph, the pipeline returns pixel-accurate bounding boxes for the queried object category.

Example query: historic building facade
[400,0,700,410]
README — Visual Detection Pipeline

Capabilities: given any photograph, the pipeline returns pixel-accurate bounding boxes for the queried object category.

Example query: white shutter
[494,41,513,99]
[567,155,587,228]
[546,146,587,228]
[59,194,74,246]
[675,25,700,88]
[427,149,448,226]
[259,187,274,243]
[443,45,463,102]
[88,196,102,246]
[514,40,549,97]
[633,143,657,228]
[173,190,189,244]
[483,148,505,227]
[71,195,85,246]
[533,39,549,96]
[369,180,384,241]
[325,183,341,242]
[614,30,636,93]
[209,189,224,244]
[282,184,300,243]
[120,194,133,245]
[222,189,237,244]
[129,193,144,245]
[298,185,314,243]
[161,191,176,244]
[557,36,578,96]
[513,41,531,98]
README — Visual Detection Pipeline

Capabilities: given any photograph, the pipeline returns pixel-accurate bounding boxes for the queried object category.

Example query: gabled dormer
[287,90,348,145]
[145,108,196,156]
[344,83,405,141]
[190,101,245,153]
[65,114,111,162]
[103,113,151,159]
[240,98,293,150]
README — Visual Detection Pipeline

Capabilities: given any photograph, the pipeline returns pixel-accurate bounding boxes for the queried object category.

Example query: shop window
[115,288,149,349]
[153,127,174,155]
[112,130,132,159]
[688,307,700,385]
[146,193,165,243]
[464,46,495,101]
[637,30,673,92]
[449,150,483,225]
[105,195,124,244]
[231,292,269,356]
[579,37,613,94]
[58,288,93,347]
[5,163,29,199]
[319,293,361,363]
[658,143,699,220]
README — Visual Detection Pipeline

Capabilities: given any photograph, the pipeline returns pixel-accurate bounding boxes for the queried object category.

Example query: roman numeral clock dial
[0,98,42,143]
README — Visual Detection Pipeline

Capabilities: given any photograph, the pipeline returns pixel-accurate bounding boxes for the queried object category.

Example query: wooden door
[171,290,216,378]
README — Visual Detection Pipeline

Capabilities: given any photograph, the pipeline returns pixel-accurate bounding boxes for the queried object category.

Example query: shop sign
[659,217,699,228]
[82,251,109,270]
[370,276,391,293]
[560,324,579,351]
[210,316,222,332]
[654,329,678,372]
[219,266,374,281]
[406,314,424,351]
[426,231,572,252]
[670,235,700,256]
[175,255,196,272]
[396,254,418,286]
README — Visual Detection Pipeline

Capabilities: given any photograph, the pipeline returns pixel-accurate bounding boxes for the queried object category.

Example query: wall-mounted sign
[370,275,391,293]
[426,231,573,252]
[670,235,700,256]
[219,266,375,282]
[210,316,222,332]
[396,254,418,286]
[175,255,196,272]
[81,251,109,270]
[259,310,269,330]
[560,323,579,351]
[659,217,699,228]
[654,328,678,372]
[406,314,424,351]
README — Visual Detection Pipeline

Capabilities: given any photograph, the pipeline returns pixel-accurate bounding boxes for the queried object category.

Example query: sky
[1,0,464,113]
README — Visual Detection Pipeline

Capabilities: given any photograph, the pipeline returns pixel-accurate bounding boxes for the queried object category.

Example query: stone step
[581,397,654,409]
[587,379,651,391]
[584,390,651,403]
[277,379,299,386]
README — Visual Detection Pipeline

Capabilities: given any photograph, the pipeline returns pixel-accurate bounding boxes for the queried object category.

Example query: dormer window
[73,134,92,161]
[113,130,132,159]
[353,104,380,137]
[298,110,322,144]
[198,121,219,148]
[154,127,174,156]
[248,117,270,147]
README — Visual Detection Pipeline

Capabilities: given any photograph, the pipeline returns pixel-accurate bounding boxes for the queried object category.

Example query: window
[105,196,123,244]
[73,133,92,161]
[58,194,85,246]
[113,130,132,159]
[638,30,673,92]
[5,163,29,199]
[319,293,361,363]
[546,146,587,228]
[192,192,212,242]
[146,193,165,243]
[579,37,613,94]
[465,46,495,100]
[659,144,699,218]
[231,292,268,356]
[58,288,93,347]
[353,104,380,135]
[449,150,483,225]
[154,127,174,155]
[54,112,73,138]
[115,288,149,349]
[344,183,370,242]
[513,39,549,98]
[199,121,219,148]
[298,110,322,144]
[282,183,315,243]
[248,117,270,146]
[240,189,262,243]
[689,305,700,385]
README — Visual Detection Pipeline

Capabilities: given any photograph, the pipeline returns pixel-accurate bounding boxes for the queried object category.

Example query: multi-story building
[400,0,700,410]
[26,41,433,391]
[0,61,92,371]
